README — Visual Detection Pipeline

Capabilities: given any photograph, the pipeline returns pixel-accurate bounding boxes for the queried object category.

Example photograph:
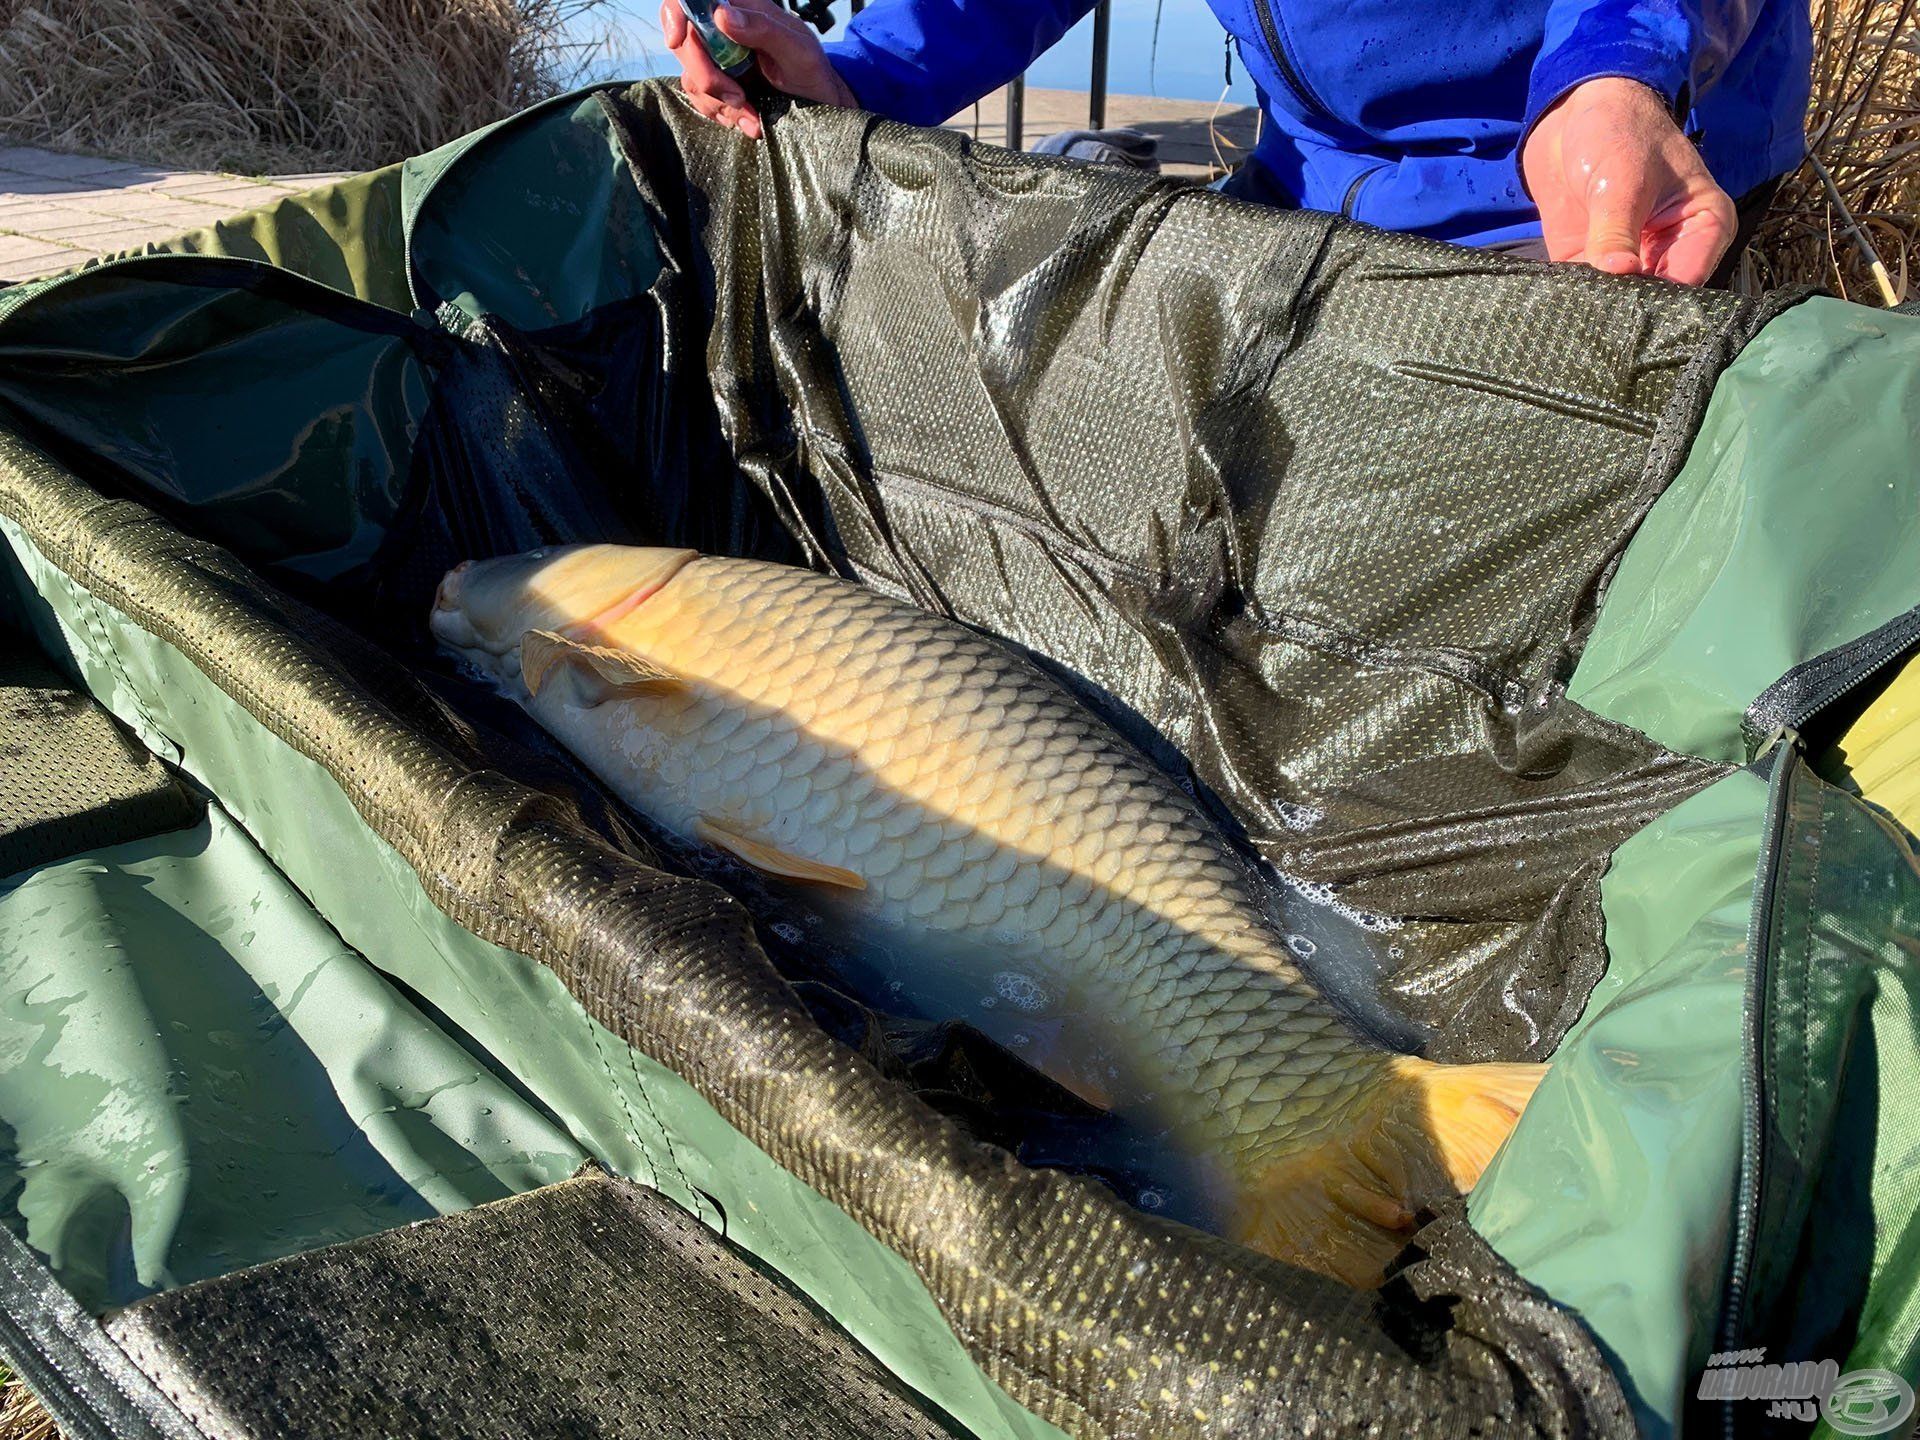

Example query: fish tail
[1230,1055,1546,1287]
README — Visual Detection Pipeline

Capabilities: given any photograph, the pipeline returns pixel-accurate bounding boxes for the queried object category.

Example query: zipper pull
[1751,725,1802,762]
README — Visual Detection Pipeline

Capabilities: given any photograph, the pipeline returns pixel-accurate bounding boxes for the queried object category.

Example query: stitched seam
[581,1001,665,1192]
[622,1041,715,1227]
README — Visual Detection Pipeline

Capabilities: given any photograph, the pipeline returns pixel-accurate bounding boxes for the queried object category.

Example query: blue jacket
[822,0,1810,246]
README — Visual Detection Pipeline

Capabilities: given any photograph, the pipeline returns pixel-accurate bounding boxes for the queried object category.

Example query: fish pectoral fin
[1231,1057,1545,1288]
[522,629,689,703]
[694,817,866,891]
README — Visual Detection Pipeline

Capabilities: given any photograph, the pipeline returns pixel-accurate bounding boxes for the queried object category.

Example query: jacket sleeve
[1524,0,1768,136]
[820,0,1099,127]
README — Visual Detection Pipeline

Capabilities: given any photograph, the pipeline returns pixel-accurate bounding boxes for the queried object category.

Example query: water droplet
[1286,934,1317,959]
[1138,1189,1166,1211]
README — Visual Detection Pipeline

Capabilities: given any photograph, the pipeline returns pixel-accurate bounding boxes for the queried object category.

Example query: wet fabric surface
[0,805,584,1314]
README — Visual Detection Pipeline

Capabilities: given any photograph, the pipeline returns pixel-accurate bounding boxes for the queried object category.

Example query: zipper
[1248,0,1338,123]
[1339,163,1387,219]
[1742,603,1920,755]
[1716,740,1796,1438]
[1717,618,1919,1397]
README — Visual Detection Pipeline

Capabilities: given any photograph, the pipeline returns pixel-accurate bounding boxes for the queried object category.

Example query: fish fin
[694,817,866,891]
[1232,1057,1545,1287]
[522,629,688,702]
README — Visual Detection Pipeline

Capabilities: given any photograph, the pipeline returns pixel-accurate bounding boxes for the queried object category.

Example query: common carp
[431,544,1544,1284]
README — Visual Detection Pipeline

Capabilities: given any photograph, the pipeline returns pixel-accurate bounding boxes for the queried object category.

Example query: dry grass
[0,1369,56,1440]
[1744,0,1920,301]
[0,0,609,175]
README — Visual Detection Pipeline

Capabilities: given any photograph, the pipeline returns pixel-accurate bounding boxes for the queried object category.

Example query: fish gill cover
[0,78,1813,1436]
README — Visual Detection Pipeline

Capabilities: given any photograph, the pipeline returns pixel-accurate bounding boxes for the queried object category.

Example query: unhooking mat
[0,78,1917,1440]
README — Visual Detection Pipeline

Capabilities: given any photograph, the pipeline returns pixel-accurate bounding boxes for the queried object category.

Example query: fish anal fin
[1232,1056,1545,1287]
[695,817,866,891]
[522,629,688,703]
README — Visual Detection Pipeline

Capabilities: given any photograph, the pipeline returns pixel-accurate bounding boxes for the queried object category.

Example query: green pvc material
[0,261,435,584]
[136,168,411,313]
[0,807,585,1316]
[1735,760,1920,1428]
[0,170,410,315]
[401,88,665,328]
[1471,767,1769,1438]
[1572,299,1920,763]
[0,516,1065,1440]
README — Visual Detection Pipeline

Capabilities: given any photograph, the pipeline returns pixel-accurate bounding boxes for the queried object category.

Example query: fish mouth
[432,559,474,616]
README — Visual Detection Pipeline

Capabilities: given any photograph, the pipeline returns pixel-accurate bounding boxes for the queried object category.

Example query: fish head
[430,544,699,681]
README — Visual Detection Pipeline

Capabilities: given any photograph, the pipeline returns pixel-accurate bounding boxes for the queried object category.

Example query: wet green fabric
[0,258,437,583]
[1718,758,1920,1435]
[106,169,408,314]
[0,510,1063,1440]
[402,89,664,328]
[1471,767,1768,1438]
[0,806,585,1316]
[1572,299,1920,763]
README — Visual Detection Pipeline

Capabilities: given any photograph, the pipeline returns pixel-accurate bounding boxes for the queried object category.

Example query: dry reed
[1744,0,1920,301]
[0,1370,56,1440]
[0,0,609,175]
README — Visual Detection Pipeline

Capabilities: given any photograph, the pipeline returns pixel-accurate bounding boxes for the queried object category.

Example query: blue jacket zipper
[1248,0,1337,123]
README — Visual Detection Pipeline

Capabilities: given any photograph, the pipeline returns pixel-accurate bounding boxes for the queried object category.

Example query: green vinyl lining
[0,808,585,1315]
[1571,298,1920,764]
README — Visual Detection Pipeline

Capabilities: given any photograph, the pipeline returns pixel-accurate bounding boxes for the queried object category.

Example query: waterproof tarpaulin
[0,79,1918,1440]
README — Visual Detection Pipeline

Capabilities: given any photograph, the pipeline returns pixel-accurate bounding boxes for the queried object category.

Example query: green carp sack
[432,544,1543,1285]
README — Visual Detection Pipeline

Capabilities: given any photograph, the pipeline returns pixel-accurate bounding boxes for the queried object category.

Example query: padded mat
[0,648,199,876]
[107,1170,955,1440]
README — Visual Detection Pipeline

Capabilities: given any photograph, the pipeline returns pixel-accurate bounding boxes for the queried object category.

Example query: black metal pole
[1006,74,1025,150]
[1089,0,1111,130]
[850,0,862,12]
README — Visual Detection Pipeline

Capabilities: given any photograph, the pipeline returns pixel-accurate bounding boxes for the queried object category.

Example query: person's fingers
[1646,191,1737,286]
[659,0,687,49]
[713,2,799,53]
[1582,166,1653,275]
[669,5,749,107]
[717,98,761,131]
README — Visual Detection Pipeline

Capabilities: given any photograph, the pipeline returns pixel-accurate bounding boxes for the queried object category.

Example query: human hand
[1520,76,1737,286]
[661,0,856,140]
